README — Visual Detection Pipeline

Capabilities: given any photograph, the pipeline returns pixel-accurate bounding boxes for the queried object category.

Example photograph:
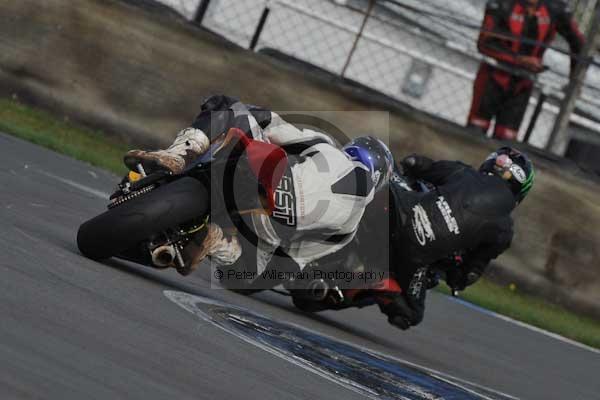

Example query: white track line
[449,296,600,355]
[37,170,110,199]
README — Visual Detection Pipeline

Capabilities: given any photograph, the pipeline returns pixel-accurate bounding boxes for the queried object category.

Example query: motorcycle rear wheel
[77,177,209,260]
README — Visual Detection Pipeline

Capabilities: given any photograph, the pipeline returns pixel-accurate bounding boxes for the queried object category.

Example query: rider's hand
[378,267,428,330]
[426,269,440,290]
[400,154,432,177]
[517,56,544,73]
[446,268,481,291]
[401,154,418,170]
[378,295,417,331]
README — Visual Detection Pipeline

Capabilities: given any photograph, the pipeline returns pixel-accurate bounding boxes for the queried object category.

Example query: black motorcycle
[77,128,271,275]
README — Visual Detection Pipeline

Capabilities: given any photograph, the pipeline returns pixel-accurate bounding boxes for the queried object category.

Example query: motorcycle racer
[357,147,534,330]
[124,95,393,279]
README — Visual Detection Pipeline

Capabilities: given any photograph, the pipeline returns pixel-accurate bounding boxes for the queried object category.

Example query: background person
[468,0,585,140]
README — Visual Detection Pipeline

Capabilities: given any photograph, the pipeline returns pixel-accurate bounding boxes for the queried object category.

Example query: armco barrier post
[546,1,600,156]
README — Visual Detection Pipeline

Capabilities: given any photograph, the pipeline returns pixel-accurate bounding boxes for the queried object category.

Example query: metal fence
[157,0,600,157]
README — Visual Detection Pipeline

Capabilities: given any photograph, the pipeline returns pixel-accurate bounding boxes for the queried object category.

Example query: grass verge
[2,96,599,349]
[437,280,600,349]
[0,97,128,175]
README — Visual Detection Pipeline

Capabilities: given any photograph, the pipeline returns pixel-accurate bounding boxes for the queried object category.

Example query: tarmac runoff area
[0,131,598,399]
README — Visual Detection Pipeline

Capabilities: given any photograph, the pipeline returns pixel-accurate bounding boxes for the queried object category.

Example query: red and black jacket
[478,0,584,85]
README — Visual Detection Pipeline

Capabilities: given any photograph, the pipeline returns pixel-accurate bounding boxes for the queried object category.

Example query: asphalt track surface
[1,132,599,400]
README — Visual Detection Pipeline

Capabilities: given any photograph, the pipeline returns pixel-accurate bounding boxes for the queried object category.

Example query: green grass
[0,97,128,175]
[437,279,600,349]
[2,96,599,349]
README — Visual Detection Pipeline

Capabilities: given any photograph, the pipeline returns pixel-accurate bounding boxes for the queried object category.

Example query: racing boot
[178,223,242,276]
[124,127,210,175]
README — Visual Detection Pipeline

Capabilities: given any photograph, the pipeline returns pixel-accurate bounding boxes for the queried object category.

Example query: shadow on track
[99,258,214,299]
[254,293,403,345]
[82,254,410,354]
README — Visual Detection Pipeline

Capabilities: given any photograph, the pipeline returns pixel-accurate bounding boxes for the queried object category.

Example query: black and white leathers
[192,95,376,271]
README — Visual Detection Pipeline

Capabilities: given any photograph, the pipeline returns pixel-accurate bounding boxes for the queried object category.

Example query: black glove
[401,154,418,169]
[426,269,440,289]
[446,268,482,291]
[378,295,415,331]
[378,267,428,330]
[400,154,433,177]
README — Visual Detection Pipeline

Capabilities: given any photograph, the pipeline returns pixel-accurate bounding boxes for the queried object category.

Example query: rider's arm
[554,1,585,77]
[448,221,513,290]
[402,155,471,186]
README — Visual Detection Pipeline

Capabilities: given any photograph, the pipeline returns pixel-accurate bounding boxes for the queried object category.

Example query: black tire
[77,177,209,260]
[291,294,328,312]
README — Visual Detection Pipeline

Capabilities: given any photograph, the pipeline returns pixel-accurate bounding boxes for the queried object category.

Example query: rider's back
[195,95,377,270]
[391,160,515,272]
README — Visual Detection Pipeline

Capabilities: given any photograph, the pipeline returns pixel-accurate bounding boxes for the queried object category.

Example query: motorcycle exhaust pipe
[151,245,177,268]
[306,279,330,302]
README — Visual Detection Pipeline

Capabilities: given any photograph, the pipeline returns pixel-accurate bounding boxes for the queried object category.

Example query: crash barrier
[1,0,599,317]
[155,0,600,168]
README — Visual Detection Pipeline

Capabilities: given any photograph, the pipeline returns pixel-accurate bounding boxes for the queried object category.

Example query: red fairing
[373,278,402,293]
[226,128,288,213]
[343,278,403,305]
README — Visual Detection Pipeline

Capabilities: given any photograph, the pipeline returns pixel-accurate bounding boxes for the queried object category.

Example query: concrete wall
[1,0,599,316]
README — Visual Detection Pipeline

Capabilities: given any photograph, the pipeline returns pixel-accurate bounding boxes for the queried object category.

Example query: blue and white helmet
[343,136,394,192]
